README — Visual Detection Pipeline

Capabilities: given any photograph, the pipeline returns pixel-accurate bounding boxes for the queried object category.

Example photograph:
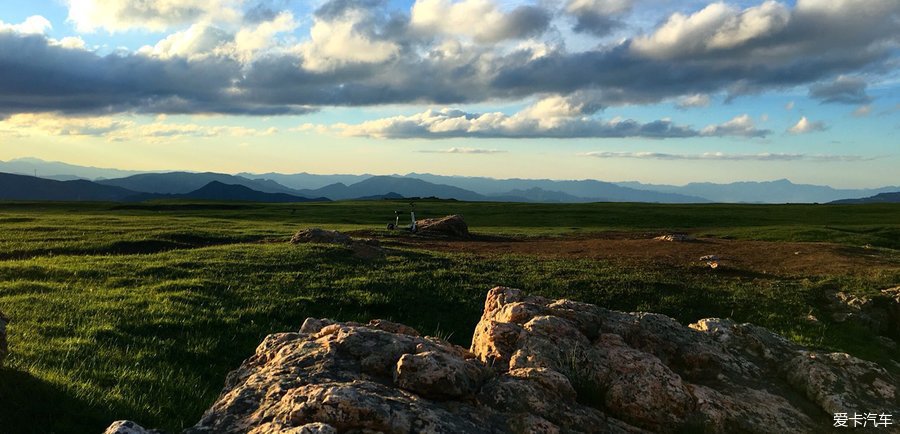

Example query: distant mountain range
[0,173,326,203]
[1,157,897,204]
[830,192,900,204]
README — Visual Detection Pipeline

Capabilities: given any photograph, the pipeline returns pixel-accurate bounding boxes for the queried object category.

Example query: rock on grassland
[415,215,470,239]
[290,228,385,260]
[106,287,900,433]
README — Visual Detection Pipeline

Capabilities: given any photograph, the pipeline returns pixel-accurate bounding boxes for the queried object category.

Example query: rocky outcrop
[828,288,900,340]
[290,228,385,260]
[415,215,470,238]
[105,287,900,434]
[0,309,8,366]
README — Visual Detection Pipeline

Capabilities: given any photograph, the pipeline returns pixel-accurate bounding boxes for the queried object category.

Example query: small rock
[290,228,351,245]
[102,421,158,434]
[654,233,694,242]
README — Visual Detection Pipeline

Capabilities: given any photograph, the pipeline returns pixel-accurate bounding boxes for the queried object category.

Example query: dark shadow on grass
[0,367,109,434]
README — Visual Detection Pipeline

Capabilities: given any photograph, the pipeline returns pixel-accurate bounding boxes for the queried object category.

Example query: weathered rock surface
[103,420,161,434]
[290,228,385,260]
[415,214,470,238]
[653,233,694,242]
[0,309,8,366]
[828,288,900,339]
[105,287,900,434]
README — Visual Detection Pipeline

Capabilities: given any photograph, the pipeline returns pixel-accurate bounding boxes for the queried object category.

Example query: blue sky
[0,0,898,187]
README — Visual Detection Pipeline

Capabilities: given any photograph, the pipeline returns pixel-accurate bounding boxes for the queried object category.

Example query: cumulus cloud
[808,76,871,104]
[333,107,700,139]
[65,0,242,32]
[328,97,770,139]
[631,1,791,59]
[410,0,550,43]
[852,104,872,117]
[0,15,53,35]
[565,0,632,36]
[581,151,868,162]
[0,113,277,142]
[139,23,233,60]
[700,114,770,137]
[787,116,827,134]
[0,0,898,116]
[419,147,506,154]
[297,10,401,71]
[675,94,710,109]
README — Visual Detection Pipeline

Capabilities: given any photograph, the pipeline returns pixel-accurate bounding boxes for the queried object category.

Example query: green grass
[0,200,898,433]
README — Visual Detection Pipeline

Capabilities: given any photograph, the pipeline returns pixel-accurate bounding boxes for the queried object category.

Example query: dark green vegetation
[0,200,898,433]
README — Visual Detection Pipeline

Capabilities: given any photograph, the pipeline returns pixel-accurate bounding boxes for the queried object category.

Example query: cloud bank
[0,0,895,118]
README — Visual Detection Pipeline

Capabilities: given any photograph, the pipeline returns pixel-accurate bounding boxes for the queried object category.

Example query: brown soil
[383,233,899,277]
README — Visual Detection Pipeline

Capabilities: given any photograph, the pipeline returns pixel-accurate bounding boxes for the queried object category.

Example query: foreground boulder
[415,214,470,238]
[0,309,7,366]
[106,288,900,433]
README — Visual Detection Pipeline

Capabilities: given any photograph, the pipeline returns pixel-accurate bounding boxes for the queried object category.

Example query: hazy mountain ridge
[128,181,329,203]
[829,192,900,204]
[97,172,307,196]
[0,173,137,201]
[3,158,898,204]
[615,179,900,203]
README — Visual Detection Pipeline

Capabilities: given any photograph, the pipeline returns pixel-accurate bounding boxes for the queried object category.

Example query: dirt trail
[386,234,899,277]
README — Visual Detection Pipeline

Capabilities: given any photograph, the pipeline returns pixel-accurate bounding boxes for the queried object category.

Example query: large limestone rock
[0,309,8,366]
[105,288,900,434]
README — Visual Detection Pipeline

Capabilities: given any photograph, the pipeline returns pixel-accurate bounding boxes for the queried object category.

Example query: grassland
[0,200,898,433]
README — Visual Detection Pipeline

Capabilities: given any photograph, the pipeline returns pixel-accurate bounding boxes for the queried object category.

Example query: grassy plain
[0,200,898,433]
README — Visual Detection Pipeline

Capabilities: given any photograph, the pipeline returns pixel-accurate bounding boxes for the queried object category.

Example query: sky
[0,0,898,187]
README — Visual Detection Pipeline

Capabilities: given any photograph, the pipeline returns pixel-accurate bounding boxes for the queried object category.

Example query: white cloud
[0,15,53,35]
[675,94,710,109]
[65,0,242,32]
[231,12,296,63]
[853,105,872,117]
[700,114,769,137]
[631,2,791,58]
[419,147,506,154]
[139,23,233,59]
[298,10,401,71]
[787,116,827,134]
[0,113,277,143]
[326,95,771,139]
[50,36,88,50]
[410,0,549,43]
[581,151,868,162]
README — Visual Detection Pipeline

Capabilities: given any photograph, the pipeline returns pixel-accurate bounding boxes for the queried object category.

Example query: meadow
[0,200,898,433]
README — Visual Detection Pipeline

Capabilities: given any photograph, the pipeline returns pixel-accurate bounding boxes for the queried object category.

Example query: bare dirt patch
[388,233,899,277]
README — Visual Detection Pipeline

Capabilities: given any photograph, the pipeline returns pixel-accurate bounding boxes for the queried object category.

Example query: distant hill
[237,172,373,190]
[131,181,328,203]
[97,172,308,196]
[615,179,900,203]
[830,192,900,204]
[401,173,709,203]
[0,172,137,201]
[294,176,490,201]
[0,157,148,180]
[6,157,899,204]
